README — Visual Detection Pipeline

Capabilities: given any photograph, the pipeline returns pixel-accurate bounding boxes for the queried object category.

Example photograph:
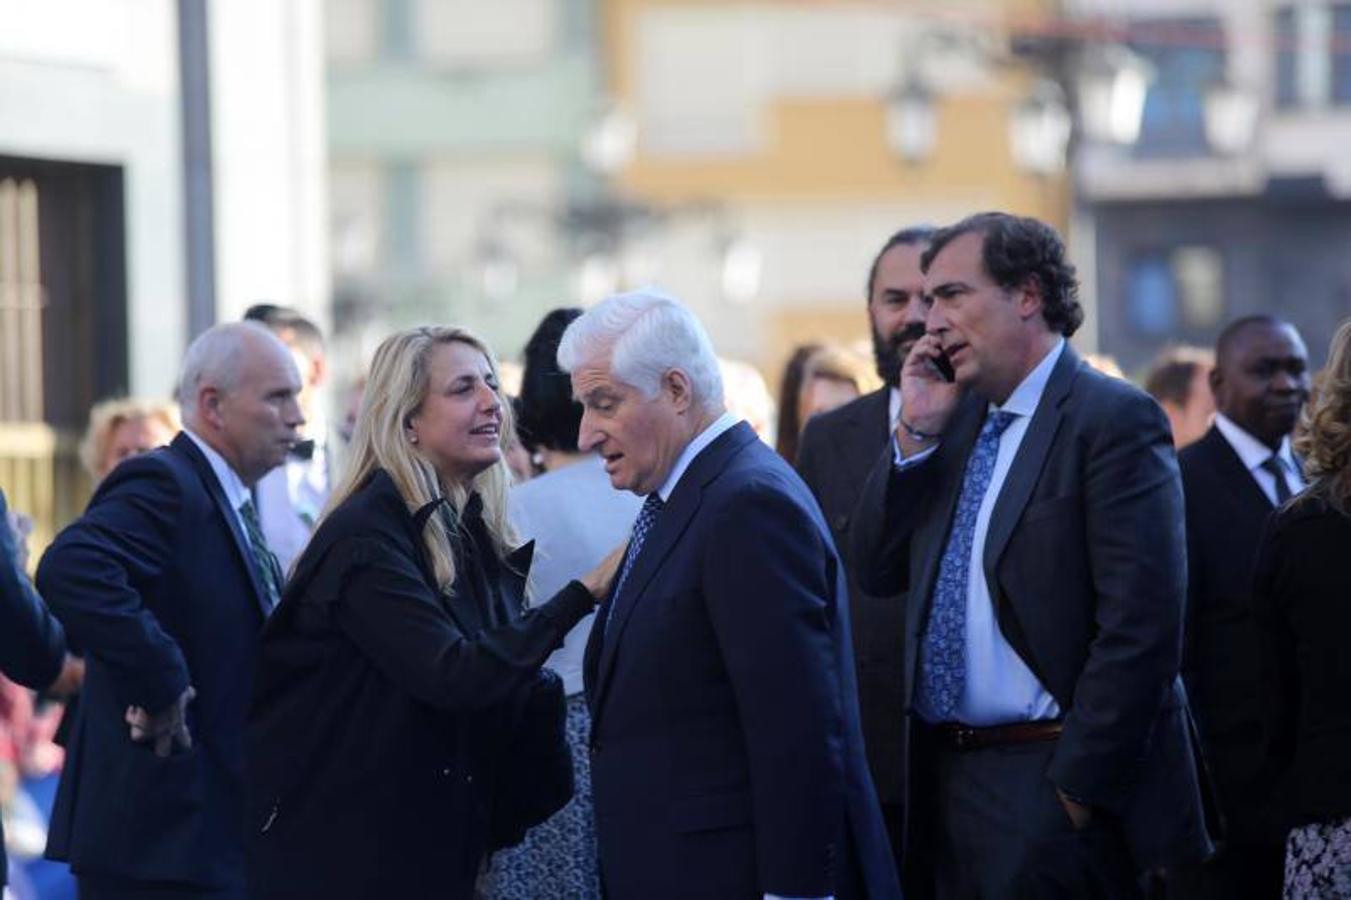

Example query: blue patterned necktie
[239,498,283,611]
[918,409,1018,720]
[605,493,664,631]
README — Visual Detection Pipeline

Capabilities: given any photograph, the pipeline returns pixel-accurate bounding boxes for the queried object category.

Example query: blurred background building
[3,0,1351,550]
[0,0,327,552]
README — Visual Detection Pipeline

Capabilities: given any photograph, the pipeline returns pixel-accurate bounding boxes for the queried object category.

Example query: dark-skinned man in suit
[1167,315,1310,900]
[854,212,1214,899]
[796,225,931,870]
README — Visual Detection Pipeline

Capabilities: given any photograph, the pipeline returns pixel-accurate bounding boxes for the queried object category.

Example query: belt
[922,719,1063,752]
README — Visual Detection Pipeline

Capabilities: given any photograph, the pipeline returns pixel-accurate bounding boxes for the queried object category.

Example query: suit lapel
[1203,427,1274,514]
[590,422,758,720]
[171,433,271,618]
[982,346,1079,584]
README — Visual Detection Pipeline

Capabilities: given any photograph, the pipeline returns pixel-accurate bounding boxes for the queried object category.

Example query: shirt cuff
[891,433,939,468]
[764,895,834,900]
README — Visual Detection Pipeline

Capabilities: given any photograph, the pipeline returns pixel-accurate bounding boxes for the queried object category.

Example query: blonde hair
[324,326,516,592]
[79,397,181,480]
[1293,318,1351,515]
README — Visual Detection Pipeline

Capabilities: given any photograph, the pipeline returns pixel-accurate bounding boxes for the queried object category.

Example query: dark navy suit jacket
[0,488,67,888]
[853,347,1217,872]
[584,421,901,899]
[36,433,271,888]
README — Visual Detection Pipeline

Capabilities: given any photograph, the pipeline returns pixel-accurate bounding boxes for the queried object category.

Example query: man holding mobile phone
[853,212,1215,899]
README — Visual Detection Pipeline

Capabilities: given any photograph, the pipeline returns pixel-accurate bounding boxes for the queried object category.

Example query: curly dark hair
[516,307,584,453]
[920,212,1084,337]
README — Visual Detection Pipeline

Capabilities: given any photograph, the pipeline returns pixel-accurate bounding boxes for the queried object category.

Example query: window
[1126,255,1177,337]
[1125,246,1225,338]
[1272,4,1351,108]
[1333,4,1351,104]
[1133,19,1225,158]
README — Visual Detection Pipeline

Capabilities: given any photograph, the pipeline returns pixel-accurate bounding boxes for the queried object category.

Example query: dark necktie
[239,498,283,611]
[1260,455,1292,505]
[605,493,665,632]
[918,409,1018,721]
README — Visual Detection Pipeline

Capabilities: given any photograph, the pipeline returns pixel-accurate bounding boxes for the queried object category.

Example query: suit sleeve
[0,491,65,690]
[851,441,938,597]
[35,458,190,713]
[794,417,827,499]
[701,482,845,898]
[1047,392,1188,813]
[1250,515,1298,791]
[330,537,593,711]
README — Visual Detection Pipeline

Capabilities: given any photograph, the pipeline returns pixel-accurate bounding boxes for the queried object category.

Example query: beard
[872,322,926,388]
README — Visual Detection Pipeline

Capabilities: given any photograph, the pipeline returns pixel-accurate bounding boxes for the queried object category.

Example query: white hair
[557,288,724,410]
[176,321,285,422]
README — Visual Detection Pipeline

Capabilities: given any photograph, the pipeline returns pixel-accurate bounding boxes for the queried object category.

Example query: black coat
[245,469,593,900]
[1179,425,1282,844]
[37,434,271,888]
[796,389,908,807]
[853,346,1215,872]
[1252,497,1351,830]
[0,489,66,889]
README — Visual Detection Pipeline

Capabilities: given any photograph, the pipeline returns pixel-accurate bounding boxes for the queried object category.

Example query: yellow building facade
[600,0,1070,397]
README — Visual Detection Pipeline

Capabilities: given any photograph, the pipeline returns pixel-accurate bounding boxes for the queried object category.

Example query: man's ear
[199,387,224,429]
[1015,275,1045,321]
[1208,365,1223,402]
[663,368,694,413]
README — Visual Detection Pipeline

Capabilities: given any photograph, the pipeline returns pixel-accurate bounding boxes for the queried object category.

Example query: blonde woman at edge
[244,326,623,900]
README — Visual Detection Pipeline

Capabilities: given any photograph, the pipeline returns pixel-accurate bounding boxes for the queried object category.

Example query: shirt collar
[991,337,1066,419]
[1214,413,1298,473]
[656,411,739,502]
[888,386,902,432]
[183,428,253,512]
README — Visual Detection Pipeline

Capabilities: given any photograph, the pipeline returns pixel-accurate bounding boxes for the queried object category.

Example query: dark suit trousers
[78,875,245,900]
[1161,842,1283,900]
[907,729,1143,900]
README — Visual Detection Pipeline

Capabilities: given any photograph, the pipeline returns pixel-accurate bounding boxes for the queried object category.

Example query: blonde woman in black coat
[1253,318,1351,899]
[245,326,621,899]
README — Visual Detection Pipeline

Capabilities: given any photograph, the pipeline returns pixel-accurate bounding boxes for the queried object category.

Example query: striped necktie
[239,498,283,611]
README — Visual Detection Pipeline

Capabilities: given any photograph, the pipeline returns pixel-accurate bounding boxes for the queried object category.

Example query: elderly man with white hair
[37,321,303,900]
[560,289,901,900]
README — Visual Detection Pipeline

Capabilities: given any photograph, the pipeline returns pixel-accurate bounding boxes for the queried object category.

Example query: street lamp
[1073,44,1155,146]
[884,78,938,164]
[1203,79,1260,155]
[1009,79,1073,175]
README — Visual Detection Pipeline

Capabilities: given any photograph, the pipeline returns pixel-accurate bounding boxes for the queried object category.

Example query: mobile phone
[931,348,956,383]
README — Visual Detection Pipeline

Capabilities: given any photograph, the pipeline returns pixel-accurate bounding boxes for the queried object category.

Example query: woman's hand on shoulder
[580,541,627,602]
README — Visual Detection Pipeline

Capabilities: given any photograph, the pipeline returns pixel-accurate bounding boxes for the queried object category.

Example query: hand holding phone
[930,348,955,383]
[897,335,963,451]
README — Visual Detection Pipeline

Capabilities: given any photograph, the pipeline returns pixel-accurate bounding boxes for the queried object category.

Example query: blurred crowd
[2,209,1350,900]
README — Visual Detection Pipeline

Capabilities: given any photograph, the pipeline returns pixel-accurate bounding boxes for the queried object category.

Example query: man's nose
[576,412,601,452]
[287,397,306,428]
[925,305,949,334]
[1269,367,1302,391]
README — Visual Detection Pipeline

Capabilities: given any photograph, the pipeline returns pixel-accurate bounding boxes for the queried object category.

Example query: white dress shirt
[900,340,1067,727]
[656,411,739,501]
[1212,413,1305,506]
[256,442,331,574]
[182,428,252,537]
